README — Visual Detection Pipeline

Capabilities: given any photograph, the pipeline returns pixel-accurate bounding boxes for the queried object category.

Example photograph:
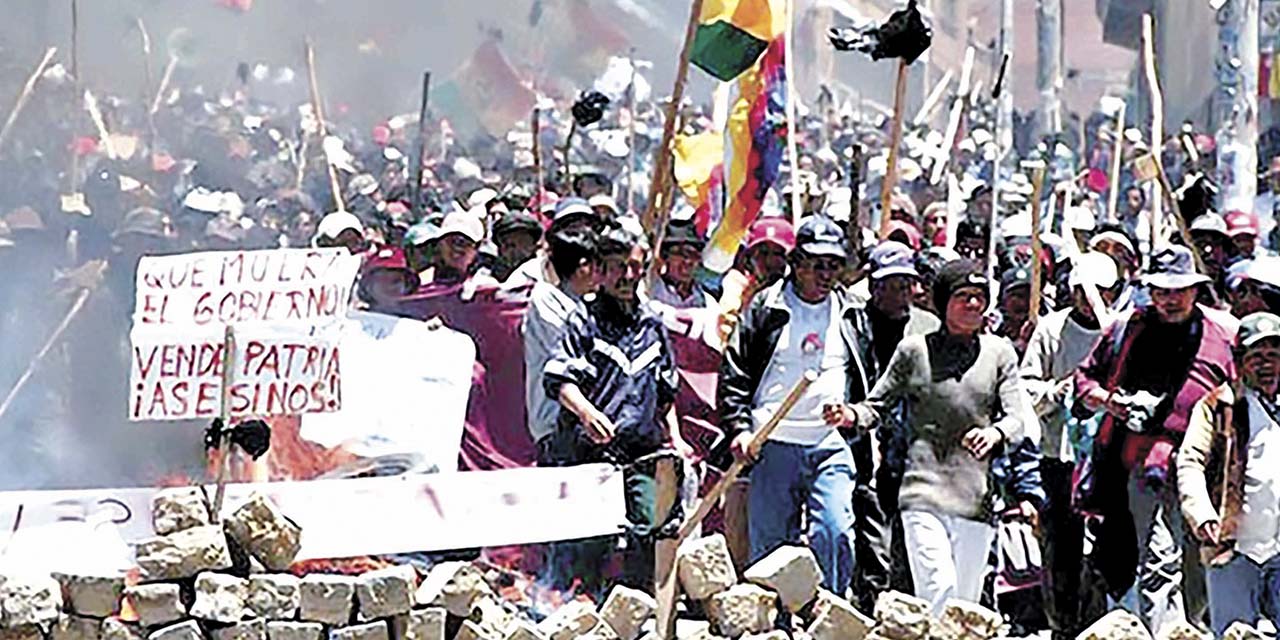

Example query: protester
[1224,210,1264,260]
[650,218,714,309]
[1178,311,1280,635]
[720,215,868,596]
[996,266,1034,355]
[507,198,597,286]
[313,211,368,255]
[742,216,795,289]
[427,209,486,285]
[358,246,420,312]
[833,259,1024,614]
[1075,244,1238,633]
[492,211,544,282]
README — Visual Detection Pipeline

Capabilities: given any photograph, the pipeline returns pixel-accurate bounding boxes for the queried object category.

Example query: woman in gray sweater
[826,259,1025,613]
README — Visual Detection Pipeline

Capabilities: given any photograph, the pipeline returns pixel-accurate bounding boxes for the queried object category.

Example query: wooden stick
[627,48,638,215]
[933,47,974,185]
[912,69,954,127]
[411,72,432,218]
[676,370,817,542]
[149,56,178,116]
[0,287,90,426]
[642,0,705,235]
[784,0,803,225]
[532,106,543,201]
[1106,101,1127,223]
[1029,166,1047,319]
[1141,14,1163,249]
[561,119,578,188]
[0,47,57,157]
[878,59,909,240]
[211,324,236,523]
[305,39,345,212]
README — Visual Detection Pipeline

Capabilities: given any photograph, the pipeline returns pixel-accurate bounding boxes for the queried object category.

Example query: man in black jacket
[719,215,871,596]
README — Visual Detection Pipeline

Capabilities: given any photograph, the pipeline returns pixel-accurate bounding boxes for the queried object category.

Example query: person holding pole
[827,259,1025,614]
[719,214,870,596]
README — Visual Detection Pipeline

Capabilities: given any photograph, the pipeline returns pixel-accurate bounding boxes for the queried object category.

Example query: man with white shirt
[719,215,870,595]
[1178,312,1280,635]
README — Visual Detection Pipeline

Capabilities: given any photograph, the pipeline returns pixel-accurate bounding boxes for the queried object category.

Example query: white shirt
[751,284,849,446]
[1236,390,1280,563]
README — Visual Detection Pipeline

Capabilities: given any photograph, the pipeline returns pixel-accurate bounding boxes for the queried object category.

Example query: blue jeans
[1206,553,1280,636]
[748,438,857,595]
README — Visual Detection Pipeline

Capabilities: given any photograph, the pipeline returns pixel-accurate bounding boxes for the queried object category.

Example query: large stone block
[356,566,416,620]
[136,525,233,580]
[452,621,495,640]
[152,487,211,535]
[1075,610,1152,640]
[267,623,324,640]
[576,624,619,640]
[742,633,788,640]
[677,535,738,601]
[500,622,544,640]
[124,583,186,628]
[1221,622,1265,640]
[742,546,821,613]
[190,573,249,623]
[1,573,63,627]
[872,591,931,640]
[223,494,302,572]
[53,615,103,640]
[211,621,266,640]
[933,599,1003,640]
[248,575,300,620]
[0,628,42,640]
[390,610,445,640]
[707,584,778,638]
[148,622,204,640]
[330,623,388,640]
[101,619,146,640]
[598,586,655,640]
[413,563,493,618]
[299,575,355,626]
[535,601,600,640]
[54,574,125,618]
[805,596,871,640]
[1154,622,1210,640]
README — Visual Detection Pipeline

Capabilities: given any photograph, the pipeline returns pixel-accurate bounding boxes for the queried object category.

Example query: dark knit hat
[933,259,990,319]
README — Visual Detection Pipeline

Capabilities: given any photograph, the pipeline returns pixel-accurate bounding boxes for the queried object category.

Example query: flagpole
[784,0,802,225]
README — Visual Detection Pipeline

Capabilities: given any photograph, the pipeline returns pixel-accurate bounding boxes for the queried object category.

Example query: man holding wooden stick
[719,215,871,595]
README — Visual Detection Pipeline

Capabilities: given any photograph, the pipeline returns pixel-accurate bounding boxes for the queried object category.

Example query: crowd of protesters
[4,27,1280,640]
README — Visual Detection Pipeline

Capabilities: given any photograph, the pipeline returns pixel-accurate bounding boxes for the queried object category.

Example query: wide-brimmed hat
[1142,245,1211,290]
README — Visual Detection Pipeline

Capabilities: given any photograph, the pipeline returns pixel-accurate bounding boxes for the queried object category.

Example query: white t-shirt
[1237,390,1280,563]
[751,284,849,446]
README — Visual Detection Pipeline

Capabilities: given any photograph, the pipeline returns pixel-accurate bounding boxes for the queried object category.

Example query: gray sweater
[852,332,1025,520]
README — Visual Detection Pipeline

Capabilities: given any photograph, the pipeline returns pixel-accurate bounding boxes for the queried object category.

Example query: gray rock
[934,599,1003,640]
[598,586,655,640]
[101,619,146,640]
[136,525,233,580]
[53,574,125,618]
[1075,610,1152,640]
[707,584,778,638]
[267,623,324,640]
[330,622,388,640]
[356,566,416,620]
[413,563,493,618]
[223,494,301,572]
[535,601,600,640]
[390,610,445,640]
[872,591,931,640]
[190,573,249,623]
[500,622,544,640]
[742,546,822,614]
[677,535,737,601]
[0,628,42,640]
[452,621,495,640]
[148,621,205,640]
[1221,622,1264,640]
[1154,621,1210,640]
[806,596,871,640]
[211,620,266,640]
[248,575,300,620]
[299,575,355,626]
[152,487,211,535]
[1,573,63,627]
[53,615,103,640]
[124,583,186,628]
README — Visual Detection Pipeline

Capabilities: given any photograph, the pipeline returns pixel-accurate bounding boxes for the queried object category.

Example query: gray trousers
[1128,475,1208,633]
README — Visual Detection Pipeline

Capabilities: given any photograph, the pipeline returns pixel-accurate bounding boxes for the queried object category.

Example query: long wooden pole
[561,119,578,188]
[0,287,90,426]
[912,69,953,127]
[305,39,345,212]
[1029,166,1047,319]
[0,47,57,157]
[642,0,705,236]
[932,47,975,184]
[627,48,638,215]
[1106,101,1127,223]
[784,0,803,225]
[878,59,910,239]
[532,106,544,201]
[411,72,432,218]
[211,324,236,523]
[1142,14,1163,250]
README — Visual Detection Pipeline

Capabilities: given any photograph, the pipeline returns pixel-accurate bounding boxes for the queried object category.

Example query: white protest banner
[128,324,343,421]
[0,464,625,569]
[132,248,360,327]
[300,312,475,472]
[127,248,360,422]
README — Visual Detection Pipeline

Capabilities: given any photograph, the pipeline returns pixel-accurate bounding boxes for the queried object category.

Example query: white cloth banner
[300,312,475,472]
[0,465,625,575]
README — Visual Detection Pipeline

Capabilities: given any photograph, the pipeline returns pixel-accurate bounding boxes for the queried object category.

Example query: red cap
[886,220,923,251]
[746,217,796,252]
[1225,210,1259,237]
[362,246,421,291]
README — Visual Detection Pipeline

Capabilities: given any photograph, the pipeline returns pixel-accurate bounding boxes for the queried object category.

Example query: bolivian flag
[691,0,786,81]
